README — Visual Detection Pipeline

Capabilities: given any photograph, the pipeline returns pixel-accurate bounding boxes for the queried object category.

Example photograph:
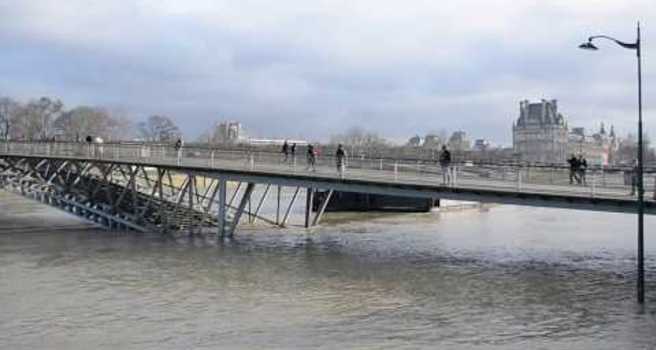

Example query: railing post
[591,169,597,197]
[210,151,215,168]
[394,162,398,181]
[379,158,383,171]
[249,153,254,170]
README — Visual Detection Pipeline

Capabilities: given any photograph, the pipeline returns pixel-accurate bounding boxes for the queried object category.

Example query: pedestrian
[630,159,639,196]
[85,135,93,157]
[439,145,452,185]
[281,140,289,163]
[291,143,297,167]
[567,154,579,185]
[577,154,587,186]
[174,138,183,165]
[335,144,347,178]
[306,144,316,172]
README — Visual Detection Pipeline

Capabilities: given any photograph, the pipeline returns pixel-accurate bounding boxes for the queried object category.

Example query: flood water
[1,190,655,349]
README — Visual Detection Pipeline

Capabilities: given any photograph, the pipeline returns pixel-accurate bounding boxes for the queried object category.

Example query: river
[1,190,655,349]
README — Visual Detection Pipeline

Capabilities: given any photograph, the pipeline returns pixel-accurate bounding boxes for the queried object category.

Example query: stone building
[567,123,618,165]
[448,131,471,151]
[214,121,243,143]
[512,99,568,163]
[512,99,618,165]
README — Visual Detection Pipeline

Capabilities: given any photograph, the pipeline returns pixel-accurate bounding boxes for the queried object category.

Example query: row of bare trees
[0,96,182,143]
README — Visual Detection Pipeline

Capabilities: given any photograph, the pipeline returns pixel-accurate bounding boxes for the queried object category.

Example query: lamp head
[579,41,598,50]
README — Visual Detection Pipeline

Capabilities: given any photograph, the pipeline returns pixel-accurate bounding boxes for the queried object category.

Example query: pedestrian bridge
[1,141,654,236]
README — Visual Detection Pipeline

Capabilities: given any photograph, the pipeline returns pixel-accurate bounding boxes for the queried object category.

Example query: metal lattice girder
[228,182,255,237]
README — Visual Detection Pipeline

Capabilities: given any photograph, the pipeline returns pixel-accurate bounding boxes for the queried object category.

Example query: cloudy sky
[1,0,654,144]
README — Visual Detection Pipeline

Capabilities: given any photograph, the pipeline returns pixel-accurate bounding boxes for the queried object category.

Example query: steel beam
[228,182,255,237]
[305,187,314,228]
[280,187,300,227]
[312,189,333,226]
[251,184,271,224]
[217,177,227,237]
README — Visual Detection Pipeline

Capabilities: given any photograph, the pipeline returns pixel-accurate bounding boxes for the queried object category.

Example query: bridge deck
[2,142,654,215]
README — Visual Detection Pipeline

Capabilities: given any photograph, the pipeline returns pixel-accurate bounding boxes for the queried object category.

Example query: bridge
[1,141,655,237]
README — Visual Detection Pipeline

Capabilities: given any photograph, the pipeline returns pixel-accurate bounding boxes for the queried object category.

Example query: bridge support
[312,189,333,227]
[281,187,300,227]
[305,187,314,228]
[217,178,227,237]
[228,182,255,237]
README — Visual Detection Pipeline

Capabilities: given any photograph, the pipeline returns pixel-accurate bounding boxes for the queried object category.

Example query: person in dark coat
[439,145,452,185]
[577,155,588,186]
[335,144,347,178]
[281,140,289,162]
[291,143,297,166]
[306,144,316,172]
[567,154,580,184]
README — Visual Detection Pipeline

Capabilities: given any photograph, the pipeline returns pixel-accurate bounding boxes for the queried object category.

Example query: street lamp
[580,23,645,304]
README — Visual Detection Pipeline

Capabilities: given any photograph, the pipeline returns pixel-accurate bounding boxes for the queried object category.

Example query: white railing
[2,141,655,201]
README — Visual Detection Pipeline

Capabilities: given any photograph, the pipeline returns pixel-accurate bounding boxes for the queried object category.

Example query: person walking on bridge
[281,140,289,163]
[291,143,297,167]
[567,154,580,185]
[306,144,316,172]
[336,144,347,178]
[577,154,588,186]
[174,138,184,165]
[439,145,452,185]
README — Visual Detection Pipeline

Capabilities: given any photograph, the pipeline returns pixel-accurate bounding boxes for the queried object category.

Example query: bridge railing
[2,141,655,200]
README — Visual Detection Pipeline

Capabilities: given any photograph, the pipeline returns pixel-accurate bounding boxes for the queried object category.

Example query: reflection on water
[0,191,655,349]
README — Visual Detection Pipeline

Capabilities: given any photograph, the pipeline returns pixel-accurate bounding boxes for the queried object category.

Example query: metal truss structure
[0,156,332,236]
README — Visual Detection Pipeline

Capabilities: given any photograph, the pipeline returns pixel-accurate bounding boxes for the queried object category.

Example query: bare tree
[54,106,129,141]
[330,126,390,156]
[11,97,64,140]
[138,115,181,142]
[0,97,20,140]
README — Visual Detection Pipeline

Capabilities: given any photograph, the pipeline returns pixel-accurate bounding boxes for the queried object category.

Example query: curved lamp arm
[587,35,638,50]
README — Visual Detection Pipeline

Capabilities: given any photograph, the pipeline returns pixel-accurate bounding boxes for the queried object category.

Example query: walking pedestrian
[306,144,316,172]
[291,143,297,167]
[281,140,289,163]
[567,154,579,185]
[174,138,183,165]
[439,145,452,185]
[577,154,588,186]
[336,144,347,178]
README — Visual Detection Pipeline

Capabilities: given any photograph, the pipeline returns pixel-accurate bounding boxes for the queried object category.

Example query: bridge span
[1,141,655,236]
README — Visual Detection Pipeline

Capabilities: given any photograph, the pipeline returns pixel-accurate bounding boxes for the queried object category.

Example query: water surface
[1,191,655,349]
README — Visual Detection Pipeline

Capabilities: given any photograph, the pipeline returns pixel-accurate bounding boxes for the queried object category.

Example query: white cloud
[0,0,654,142]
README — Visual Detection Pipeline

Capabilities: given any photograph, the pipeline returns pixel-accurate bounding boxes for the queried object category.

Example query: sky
[1,0,655,145]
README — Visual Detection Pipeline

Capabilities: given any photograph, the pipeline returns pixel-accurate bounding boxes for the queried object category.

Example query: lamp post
[579,23,645,304]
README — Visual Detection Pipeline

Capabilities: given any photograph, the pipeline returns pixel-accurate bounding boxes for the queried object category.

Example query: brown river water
[1,190,655,349]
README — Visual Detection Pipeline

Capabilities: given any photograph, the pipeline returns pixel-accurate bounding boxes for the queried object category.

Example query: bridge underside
[0,156,332,236]
[1,155,654,237]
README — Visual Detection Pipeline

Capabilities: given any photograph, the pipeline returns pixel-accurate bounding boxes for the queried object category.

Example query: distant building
[448,131,470,151]
[422,134,442,149]
[473,139,491,151]
[512,99,568,163]
[567,123,618,165]
[407,135,422,147]
[512,99,618,165]
[214,121,243,143]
